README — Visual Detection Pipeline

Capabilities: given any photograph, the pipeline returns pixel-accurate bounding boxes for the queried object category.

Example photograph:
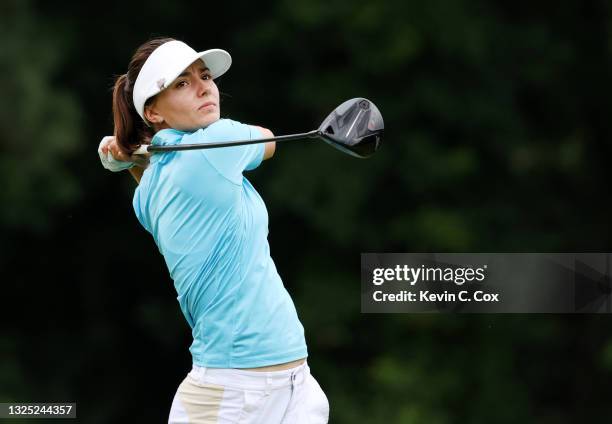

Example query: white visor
[132,40,231,123]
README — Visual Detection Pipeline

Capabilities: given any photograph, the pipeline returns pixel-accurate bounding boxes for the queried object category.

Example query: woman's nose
[196,79,210,96]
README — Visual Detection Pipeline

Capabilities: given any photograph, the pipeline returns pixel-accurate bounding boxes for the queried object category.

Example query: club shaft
[135,130,321,154]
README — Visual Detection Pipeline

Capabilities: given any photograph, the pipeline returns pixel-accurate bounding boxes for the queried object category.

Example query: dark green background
[2,0,612,422]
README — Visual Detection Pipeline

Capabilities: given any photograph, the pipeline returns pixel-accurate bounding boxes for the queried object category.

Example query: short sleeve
[189,120,266,183]
[243,126,266,171]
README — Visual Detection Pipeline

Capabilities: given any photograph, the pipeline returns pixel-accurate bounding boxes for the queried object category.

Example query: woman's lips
[199,102,215,110]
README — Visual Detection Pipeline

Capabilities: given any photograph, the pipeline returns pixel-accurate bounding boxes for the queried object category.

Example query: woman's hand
[98,136,150,171]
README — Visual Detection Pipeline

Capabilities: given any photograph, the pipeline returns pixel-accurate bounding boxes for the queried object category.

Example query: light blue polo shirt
[133,119,308,368]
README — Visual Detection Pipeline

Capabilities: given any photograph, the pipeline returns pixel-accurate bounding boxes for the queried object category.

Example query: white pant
[168,361,329,423]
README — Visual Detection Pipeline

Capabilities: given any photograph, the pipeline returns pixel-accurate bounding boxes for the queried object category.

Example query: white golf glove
[98,136,134,172]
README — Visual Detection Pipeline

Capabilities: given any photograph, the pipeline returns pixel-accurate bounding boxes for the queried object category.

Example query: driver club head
[316,97,384,158]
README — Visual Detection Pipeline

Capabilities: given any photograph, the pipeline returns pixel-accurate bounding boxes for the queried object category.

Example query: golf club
[133,97,384,158]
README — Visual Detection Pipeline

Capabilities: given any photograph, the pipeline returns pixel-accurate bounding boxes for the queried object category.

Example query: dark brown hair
[112,37,175,153]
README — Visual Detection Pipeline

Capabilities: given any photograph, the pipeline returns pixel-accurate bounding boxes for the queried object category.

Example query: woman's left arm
[253,126,276,160]
[99,136,150,183]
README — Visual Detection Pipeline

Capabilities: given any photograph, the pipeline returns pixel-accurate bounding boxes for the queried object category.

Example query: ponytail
[111,37,175,154]
[112,74,141,153]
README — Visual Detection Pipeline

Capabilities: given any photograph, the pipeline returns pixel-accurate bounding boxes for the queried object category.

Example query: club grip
[133,145,149,155]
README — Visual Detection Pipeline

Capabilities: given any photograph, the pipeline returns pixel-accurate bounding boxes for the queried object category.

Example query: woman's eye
[202,74,211,80]
[176,81,188,88]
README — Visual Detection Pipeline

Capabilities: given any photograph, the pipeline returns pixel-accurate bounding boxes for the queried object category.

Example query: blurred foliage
[2,0,612,423]
[0,0,82,232]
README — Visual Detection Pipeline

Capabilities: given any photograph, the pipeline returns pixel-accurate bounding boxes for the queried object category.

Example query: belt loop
[291,370,298,389]
[264,375,272,396]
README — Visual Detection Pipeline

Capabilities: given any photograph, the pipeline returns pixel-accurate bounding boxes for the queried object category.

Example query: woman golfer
[98,37,329,424]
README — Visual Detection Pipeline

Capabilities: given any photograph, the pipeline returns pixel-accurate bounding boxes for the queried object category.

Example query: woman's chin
[198,113,220,128]
[180,116,220,131]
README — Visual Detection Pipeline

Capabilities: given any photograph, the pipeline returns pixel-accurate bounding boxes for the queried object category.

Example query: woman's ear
[144,103,164,125]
